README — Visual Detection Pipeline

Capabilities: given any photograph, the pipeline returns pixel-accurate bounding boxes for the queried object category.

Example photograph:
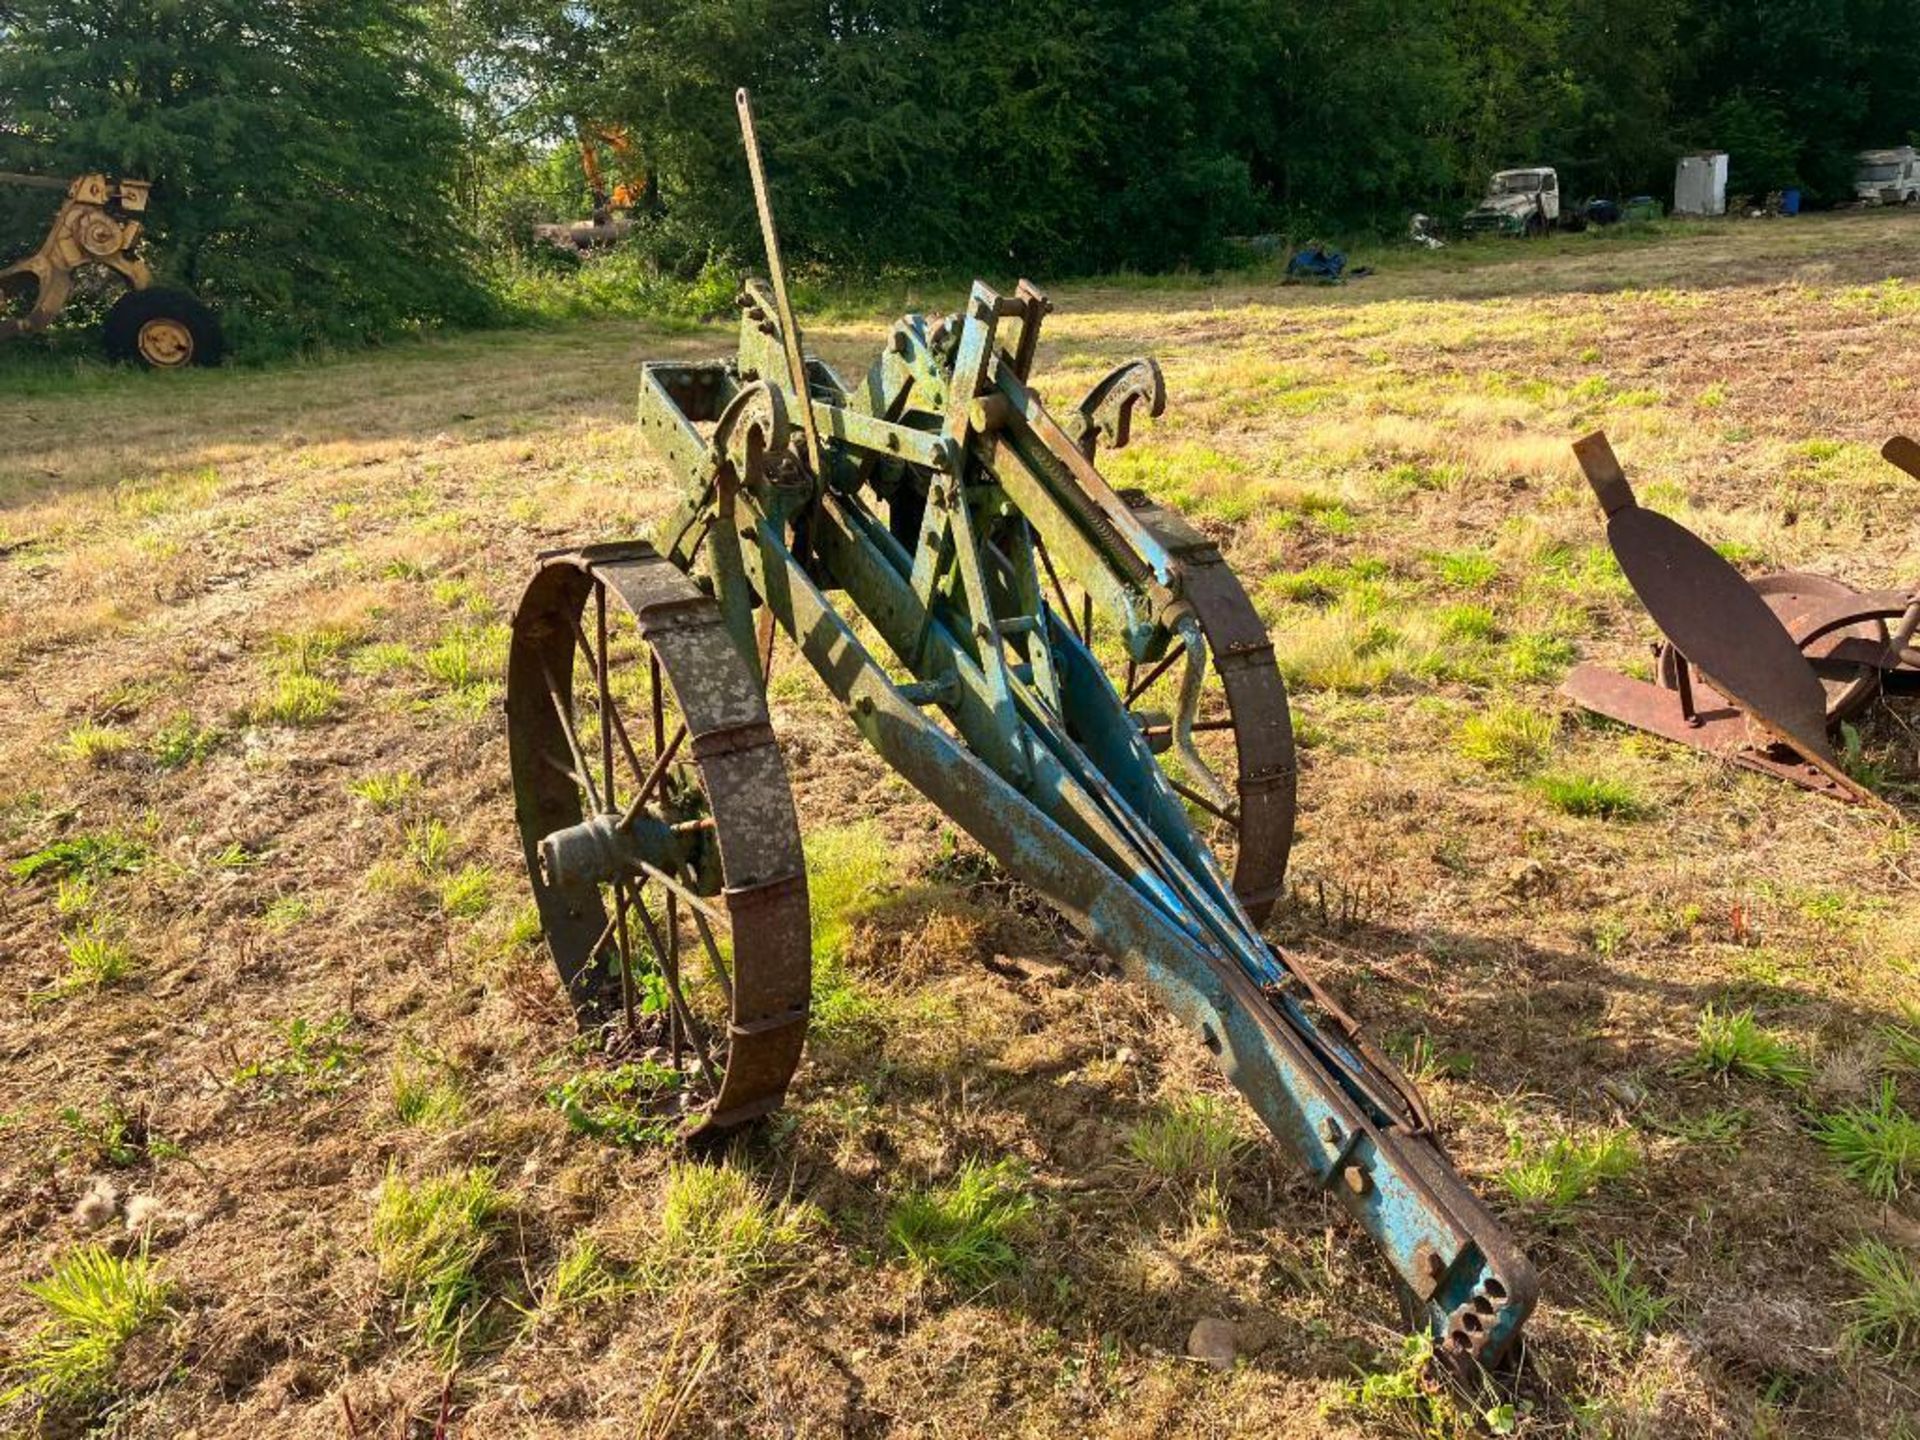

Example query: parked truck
[1855,148,1920,206]
[1462,167,1560,236]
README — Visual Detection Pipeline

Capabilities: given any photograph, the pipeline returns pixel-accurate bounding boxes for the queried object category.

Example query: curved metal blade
[1573,433,1835,767]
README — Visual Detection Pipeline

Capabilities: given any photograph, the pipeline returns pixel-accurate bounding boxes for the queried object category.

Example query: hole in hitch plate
[1200,1023,1222,1056]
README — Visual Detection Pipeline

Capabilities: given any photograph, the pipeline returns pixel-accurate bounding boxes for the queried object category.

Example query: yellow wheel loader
[0,171,223,368]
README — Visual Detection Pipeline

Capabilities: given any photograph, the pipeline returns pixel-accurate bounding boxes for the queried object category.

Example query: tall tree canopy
[464,0,1920,275]
[5,0,1920,353]
[0,0,493,351]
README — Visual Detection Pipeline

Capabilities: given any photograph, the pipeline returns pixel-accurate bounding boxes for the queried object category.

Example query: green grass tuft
[436,864,493,918]
[1814,1081,1920,1200]
[422,625,509,693]
[10,833,147,885]
[1455,701,1556,774]
[1500,1129,1637,1212]
[1838,1238,1920,1353]
[371,1166,508,1356]
[406,817,454,872]
[1125,1095,1246,1187]
[347,770,419,810]
[1683,1005,1809,1087]
[1433,549,1500,590]
[391,1062,465,1130]
[537,1234,628,1318]
[1535,772,1650,820]
[1580,1240,1673,1339]
[60,722,130,767]
[1504,631,1579,682]
[271,623,360,675]
[150,714,220,770]
[888,1159,1035,1289]
[1438,602,1499,642]
[58,920,135,991]
[255,671,342,726]
[653,1161,817,1286]
[1,1245,171,1408]
[1880,1009,1920,1075]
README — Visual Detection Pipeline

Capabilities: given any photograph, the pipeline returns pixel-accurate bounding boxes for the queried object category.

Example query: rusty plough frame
[1563,431,1919,802]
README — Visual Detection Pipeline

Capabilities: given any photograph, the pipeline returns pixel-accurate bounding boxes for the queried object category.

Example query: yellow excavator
[0,171,223,368]
[533,127,647,252]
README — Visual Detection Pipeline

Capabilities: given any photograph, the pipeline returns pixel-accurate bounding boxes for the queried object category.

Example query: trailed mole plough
[1565,431,1920,803]
[505,91,1537,1368]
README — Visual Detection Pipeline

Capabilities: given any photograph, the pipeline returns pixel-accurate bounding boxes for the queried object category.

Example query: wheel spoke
[667,891,684,1071]
[1170,775,1237,826]
[1123,646,1183,707]
[615,876,637,1033]
[618,725,687,826]
[571,603,652,798]
[690,905,735,1007]
[626,886,720,1093]
[534,747,597,796]
[650,650,667,754]
[540,657,608,813]
[634,859,729,928]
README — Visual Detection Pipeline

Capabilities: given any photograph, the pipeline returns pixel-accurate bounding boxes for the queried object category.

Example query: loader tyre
[104,287,224,370]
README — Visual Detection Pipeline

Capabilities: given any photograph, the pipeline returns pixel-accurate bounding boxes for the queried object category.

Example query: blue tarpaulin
[1286,244,1347,282]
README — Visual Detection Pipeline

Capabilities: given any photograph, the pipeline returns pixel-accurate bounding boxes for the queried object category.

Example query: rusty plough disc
[1562,431,1919,804]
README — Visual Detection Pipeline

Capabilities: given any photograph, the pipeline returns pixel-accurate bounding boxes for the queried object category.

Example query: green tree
[0,0,493,353]
[1553,0,1680,198]
[1673,0,1868,198]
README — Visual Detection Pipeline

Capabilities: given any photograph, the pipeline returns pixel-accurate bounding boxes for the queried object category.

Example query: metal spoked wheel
[1039,490,1297,925]
[506,542,811,1141]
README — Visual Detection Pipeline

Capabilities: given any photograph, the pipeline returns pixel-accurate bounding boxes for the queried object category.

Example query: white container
[1674,153,1729,217]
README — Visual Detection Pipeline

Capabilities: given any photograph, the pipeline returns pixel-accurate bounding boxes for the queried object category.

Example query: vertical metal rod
[596,582,614,812]
[1676,654,1700,726]
[666,891,683,1072]
[615,881,637,1035]
[735,87,825,478]
[570,611,648,791]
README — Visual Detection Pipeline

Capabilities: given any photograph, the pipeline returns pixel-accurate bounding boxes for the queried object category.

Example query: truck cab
[1855,148,1920,206]
[1463,168,1561,236]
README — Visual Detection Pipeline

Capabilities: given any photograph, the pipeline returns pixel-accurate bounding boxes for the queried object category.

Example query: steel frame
[600,88,1540,1368]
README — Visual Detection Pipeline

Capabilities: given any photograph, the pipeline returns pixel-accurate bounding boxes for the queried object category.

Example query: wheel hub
[537,809,708,891]
[137,316,194,368]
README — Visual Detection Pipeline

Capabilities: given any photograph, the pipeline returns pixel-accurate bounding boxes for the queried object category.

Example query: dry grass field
[3,210,1919,1438]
